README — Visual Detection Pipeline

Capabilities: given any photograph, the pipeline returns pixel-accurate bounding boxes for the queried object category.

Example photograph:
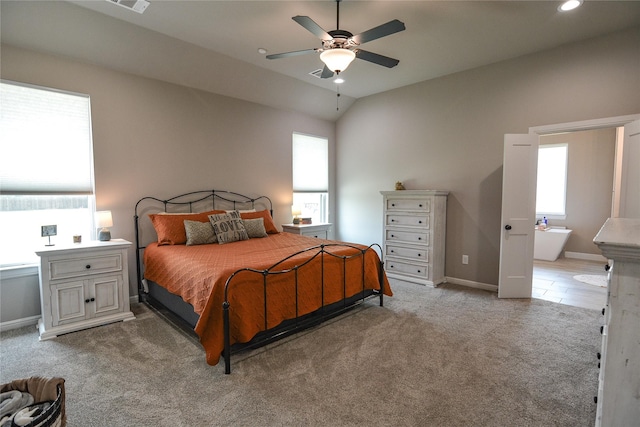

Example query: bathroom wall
[539,128,616,256]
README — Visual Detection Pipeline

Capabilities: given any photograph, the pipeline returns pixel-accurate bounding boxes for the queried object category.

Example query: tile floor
[533,257,608,311]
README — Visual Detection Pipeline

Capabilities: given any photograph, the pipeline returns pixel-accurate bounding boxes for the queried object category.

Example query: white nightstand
[35,239,135,340]
[282,223,332,239]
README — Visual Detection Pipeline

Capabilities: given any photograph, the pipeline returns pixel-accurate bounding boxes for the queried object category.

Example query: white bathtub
[534,227,572,261]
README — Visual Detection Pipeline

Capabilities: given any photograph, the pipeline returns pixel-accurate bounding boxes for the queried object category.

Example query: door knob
[505,225,512,230]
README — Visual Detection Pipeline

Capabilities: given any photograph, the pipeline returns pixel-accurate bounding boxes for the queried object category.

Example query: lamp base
[98,229,111,241]
[293,217,301,224]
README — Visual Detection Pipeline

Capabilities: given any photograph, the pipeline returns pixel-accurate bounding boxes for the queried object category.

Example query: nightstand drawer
[386,259,429,278]
[386,245,429,262]
[386,229,429,245]
[49,253,123,280]
[386,214,429,228]
[386,198,430,212]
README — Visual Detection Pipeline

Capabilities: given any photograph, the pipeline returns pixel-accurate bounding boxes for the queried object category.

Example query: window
[0,80,95,267]
[536,143,568,218]
[292,133,328,224]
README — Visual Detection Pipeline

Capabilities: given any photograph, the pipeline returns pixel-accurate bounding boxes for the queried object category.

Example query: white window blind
[292,133,328,192]
[0,80,94,195]
[536,143,568,216]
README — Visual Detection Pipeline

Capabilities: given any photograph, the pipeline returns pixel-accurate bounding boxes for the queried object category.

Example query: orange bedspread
[143,233,392,365]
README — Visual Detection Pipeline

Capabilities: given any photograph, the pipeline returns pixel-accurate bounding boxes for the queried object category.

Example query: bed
[134,190,391,373]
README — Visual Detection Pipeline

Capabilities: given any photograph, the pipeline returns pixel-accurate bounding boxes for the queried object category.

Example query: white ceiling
[2,1,640,121]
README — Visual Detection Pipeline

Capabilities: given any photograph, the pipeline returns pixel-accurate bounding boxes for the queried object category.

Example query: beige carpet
[0,282,600,426]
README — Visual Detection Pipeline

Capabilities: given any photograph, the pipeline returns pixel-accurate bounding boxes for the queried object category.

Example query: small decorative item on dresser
[95,210,113,241]
[291,206,302,224]
[41,225,57,246]
[395,181,406,190]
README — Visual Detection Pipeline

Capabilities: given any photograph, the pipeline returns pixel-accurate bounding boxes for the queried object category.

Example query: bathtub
[534,227,572,261]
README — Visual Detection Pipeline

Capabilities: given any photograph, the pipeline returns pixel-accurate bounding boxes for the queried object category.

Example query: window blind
[292,133,328,192]
[0,80,94,195]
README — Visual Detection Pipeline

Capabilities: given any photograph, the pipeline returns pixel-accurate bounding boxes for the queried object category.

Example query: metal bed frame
[134,190,385,373]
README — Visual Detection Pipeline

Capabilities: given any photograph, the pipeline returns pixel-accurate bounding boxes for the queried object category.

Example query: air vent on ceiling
[309,69,324,79]
[106,0,150,14]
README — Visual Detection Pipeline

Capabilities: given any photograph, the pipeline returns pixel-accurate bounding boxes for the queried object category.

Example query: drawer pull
[389,265,394,268]
[604,264,610,271]
[417,270,421,273]
[418,220,422,224]
[390,250,395,253]
[391,234,395,238]
[85,265,91,269]
[391,203,395,207]
[419,204,423,207]
[600,326,603,334]
[418,253,422,257]
[597,352,601,360]
[602,308,605,315]
[417,237,422,241]
[391,219,395,222]
[84,297,95,304]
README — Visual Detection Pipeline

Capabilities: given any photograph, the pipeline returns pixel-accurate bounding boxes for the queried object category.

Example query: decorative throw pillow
[184,220,217,245]
[243,218,268,238]
[208,211,249,244]
[149,210,225,245]
[240,209,279,234]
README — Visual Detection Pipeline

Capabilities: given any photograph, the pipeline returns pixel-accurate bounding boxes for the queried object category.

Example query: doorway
[531,128,615,309]
[499,114,640,300]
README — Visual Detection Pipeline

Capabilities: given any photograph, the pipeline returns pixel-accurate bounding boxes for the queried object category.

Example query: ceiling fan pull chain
[336,85,341,111]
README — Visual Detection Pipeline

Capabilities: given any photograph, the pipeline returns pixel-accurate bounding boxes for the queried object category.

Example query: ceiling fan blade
[266,48,319,60]
[351,19,405,45]
[292,16,332,40]
[355,49,400,68]
[320,65,334,79]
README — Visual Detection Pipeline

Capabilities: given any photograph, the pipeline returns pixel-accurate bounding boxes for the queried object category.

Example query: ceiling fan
[266,0,406,79]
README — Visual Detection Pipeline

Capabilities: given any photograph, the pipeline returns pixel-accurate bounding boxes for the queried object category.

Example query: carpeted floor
[0,282,601,426]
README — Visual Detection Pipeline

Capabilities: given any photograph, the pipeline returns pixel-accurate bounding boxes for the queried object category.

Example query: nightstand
[35,239,135,340]
[282,223,332,239]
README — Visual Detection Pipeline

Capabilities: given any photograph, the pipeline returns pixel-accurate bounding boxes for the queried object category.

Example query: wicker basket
[0,376,65,427]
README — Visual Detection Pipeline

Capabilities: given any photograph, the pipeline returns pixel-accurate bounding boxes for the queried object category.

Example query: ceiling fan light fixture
[320,48,356,73]
[558,0,583,12]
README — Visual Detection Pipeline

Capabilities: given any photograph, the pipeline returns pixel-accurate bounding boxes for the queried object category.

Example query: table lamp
[96,210,113,241]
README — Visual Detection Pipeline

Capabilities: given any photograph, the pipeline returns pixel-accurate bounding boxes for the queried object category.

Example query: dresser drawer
[386,214,429,228]
[386,245,429,262]
[386,259,429,278]
[49,253,123,280]
[386,198,430,212]
[386,229,429,245]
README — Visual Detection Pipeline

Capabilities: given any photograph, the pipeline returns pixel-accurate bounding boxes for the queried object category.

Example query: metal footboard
[222,243,385,374]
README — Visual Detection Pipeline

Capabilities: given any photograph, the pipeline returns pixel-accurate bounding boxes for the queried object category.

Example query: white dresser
[593,218,640,427]
[36,239,135,340]
[381,190,448,287]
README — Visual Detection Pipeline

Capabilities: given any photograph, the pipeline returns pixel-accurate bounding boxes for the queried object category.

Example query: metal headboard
[133,189,273,300]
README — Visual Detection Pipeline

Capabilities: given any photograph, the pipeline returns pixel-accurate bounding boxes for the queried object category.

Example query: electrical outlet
[462,255,469,265]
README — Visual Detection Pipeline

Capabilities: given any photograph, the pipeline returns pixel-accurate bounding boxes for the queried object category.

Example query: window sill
[0,264,38,279]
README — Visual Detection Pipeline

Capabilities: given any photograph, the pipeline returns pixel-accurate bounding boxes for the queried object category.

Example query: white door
[619,119,640,218]
[498,133,538,298]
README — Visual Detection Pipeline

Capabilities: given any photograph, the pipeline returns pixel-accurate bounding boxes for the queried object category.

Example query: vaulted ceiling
[2,1,639,121]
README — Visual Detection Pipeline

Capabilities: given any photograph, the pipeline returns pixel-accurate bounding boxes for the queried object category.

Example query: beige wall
[0,44,335,310]
[540,128,616,255]
[336,27,640,286]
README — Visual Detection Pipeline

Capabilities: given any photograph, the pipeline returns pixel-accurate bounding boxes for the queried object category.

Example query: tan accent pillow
[184,220,217,245]
[243,218,268,238]
[240,210,279,234]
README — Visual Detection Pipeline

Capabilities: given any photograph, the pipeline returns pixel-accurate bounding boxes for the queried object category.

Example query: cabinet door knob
[604,264,610,271]
[505,224,512,230]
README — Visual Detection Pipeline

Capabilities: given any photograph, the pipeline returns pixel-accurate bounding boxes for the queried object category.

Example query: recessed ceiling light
[257,48,267,55]
[558,0,583,12]
[334,77,345,84]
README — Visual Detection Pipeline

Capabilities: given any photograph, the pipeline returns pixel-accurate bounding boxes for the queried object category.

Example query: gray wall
[539,128,616,255]
[335,27,640,286]
[0,44,335,324]
[1,26,639,325]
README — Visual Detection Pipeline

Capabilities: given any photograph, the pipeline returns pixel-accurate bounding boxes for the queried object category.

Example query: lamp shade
[320,48,356,73]
[95,210,113,228]
[291,206,302,217]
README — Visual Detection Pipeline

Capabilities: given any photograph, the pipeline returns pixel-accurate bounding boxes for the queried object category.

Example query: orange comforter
[143,233,392,365]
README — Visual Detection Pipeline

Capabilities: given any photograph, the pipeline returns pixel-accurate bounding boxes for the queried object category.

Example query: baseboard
[564,251,608,262]
[445,277,498,293]
[0,315,40,332]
